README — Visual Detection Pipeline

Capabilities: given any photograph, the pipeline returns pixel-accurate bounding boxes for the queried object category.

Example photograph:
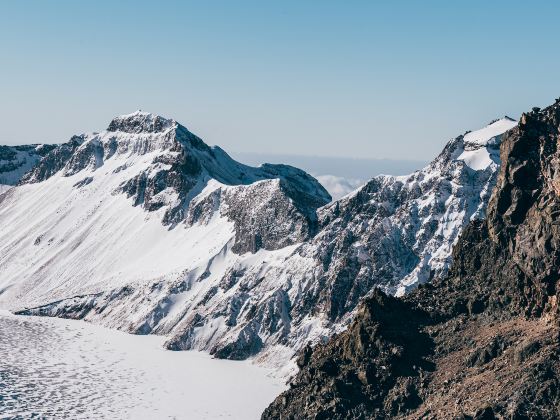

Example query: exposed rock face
[263,101,560,418]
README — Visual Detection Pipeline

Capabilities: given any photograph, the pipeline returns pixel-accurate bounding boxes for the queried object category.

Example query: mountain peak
[107,111,175,134]
[463,117,517,145]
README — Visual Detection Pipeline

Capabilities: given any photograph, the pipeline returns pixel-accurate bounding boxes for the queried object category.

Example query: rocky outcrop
[222,180,318,253]
[263,101,560,419]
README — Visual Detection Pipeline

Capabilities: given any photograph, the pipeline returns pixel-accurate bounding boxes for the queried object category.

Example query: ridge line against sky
[1,0,559,160]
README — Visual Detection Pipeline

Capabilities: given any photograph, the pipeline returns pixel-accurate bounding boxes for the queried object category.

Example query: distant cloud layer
[232,152,426,201]
[314,175,364,200]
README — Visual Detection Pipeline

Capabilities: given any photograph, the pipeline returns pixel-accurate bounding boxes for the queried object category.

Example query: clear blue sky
[1,0,559,160]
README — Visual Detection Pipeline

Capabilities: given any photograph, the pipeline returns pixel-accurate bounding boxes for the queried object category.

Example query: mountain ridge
[263,99,560,419]
[1,112,516,375]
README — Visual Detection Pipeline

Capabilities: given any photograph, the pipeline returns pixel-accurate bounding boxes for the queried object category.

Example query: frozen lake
[0,311,285,419]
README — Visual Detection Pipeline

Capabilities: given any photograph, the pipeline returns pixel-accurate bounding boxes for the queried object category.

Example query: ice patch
[0,312,285,419]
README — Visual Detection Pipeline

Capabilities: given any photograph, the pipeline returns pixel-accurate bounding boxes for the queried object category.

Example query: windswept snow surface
[0,311,285,419]
[0,159,234,306]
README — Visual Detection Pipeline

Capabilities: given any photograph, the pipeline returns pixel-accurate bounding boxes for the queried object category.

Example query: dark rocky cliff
[263,100,560,419]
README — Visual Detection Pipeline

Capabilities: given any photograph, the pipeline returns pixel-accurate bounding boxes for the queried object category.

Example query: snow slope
[0,113,517,371]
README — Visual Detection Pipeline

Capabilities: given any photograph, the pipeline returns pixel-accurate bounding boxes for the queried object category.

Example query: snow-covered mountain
[0,112,516,371]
